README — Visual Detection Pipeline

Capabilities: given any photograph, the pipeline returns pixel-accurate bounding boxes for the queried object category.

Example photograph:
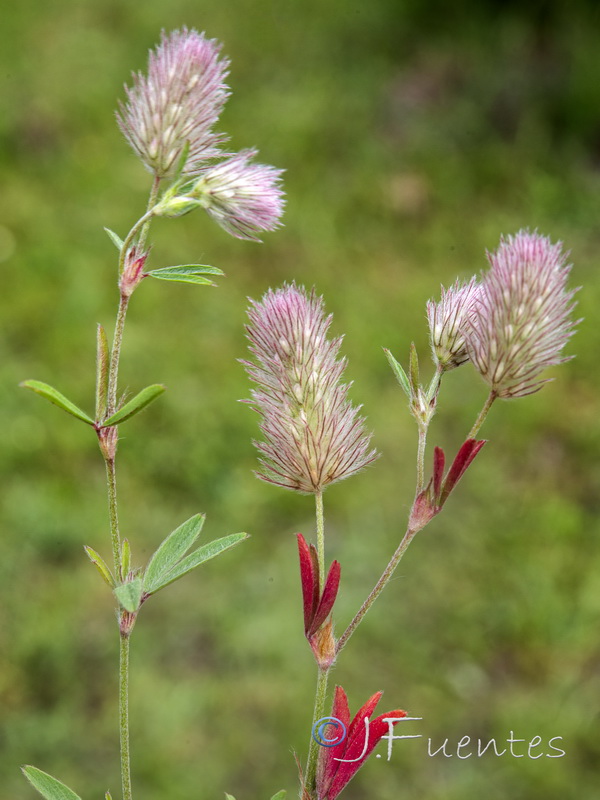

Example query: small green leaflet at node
[101,384,166,426]
[84,546,115,588]
[383,348,411,398]
[104,227,125,251]
[121,539,131,578]
[270,792,287,799]
[114,576,143,613]
[147,264,225,287]
[20,380,94,425]
[224,795,237,800]
[96,324,109,420]
[143,513,248,594]
[21,766,82,800]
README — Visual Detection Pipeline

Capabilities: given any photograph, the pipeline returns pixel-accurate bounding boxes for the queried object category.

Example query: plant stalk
[468,390,497,438]
[304,491,329,796]
[119,633,133,800]
[336,525,417,655]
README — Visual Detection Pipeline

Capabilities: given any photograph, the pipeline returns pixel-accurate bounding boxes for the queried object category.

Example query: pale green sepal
[21,766,82,800]
[114,577,143,613]
[121,539,131,579]
[143,514,206,593]
[270,792,287,799]
[409,342,420,394]
[383,348,411,398]
[105,792,113,800]
[224,794,236,800]
[96,324,109,420]
[104,227,124,251]
[148,265,224,286]
[101,384,165,426]
[149,533,249,593]
[84,546,115,588]
[20,380,94,425]
[173,141,190,181]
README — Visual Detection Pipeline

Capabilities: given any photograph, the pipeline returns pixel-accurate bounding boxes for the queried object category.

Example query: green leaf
[20,380,94,425]
[96,324,109,420]
[224,795,237,800]
[147,265,224,286]
[105,793,113,800]
[383,348,411,398]
[409,342,420,394]
[84,546,115,588]
[149,533,249,593]
[21,766,82,800]
[114,577,143,612]
[104,227,124,251]
[143,514,206,593]
[102,384,166,426]
[270,792,287,800]
[121,539,131,578]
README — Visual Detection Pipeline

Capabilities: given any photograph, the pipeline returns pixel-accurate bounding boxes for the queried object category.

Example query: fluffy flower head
[427,277,479,370]
[464,230,578,398]
[193,149,285,241]
[117,28,230,177]
[243,284,377,494]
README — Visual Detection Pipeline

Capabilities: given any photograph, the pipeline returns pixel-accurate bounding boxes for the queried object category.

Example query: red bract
[297,534,340,667]
[409,438,486,532]
[316,686,406,800]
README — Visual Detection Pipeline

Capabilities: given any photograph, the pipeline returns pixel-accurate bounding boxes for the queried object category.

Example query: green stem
[305,666,330,796]
[336,525,416,655]
[107,294,130,417]
[106,457,121,577]
[304,491,329,796]
[137,175,161,253]
[119,633,133,800]
[468,390,497,439]
[315,491,325,585]
[416,425,427,493]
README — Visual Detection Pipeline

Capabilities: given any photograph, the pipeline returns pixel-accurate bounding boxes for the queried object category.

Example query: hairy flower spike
[464,230,578,398]
[243,284,377,493]
[427,277,479,370]
[117,28,230,178]
[193,150,285,241]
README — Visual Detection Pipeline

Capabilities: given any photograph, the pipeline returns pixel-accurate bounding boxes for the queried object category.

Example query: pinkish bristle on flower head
[463,230,578,399]
[243,284,377,494]
[117,28,230,178]
[427,277,480,370]
[193,149,285,241]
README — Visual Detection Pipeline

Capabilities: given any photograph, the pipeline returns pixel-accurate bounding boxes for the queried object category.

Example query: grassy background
[1,1,600,798]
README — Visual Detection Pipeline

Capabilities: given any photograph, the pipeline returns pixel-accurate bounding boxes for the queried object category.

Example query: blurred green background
[1,0,599,798]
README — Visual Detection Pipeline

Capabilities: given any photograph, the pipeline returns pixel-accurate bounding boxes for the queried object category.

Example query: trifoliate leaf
[20,380,94,425]
[102,384,165,426]
[21,766,82,800]
[143,514,206,593]
[114,577,143,613]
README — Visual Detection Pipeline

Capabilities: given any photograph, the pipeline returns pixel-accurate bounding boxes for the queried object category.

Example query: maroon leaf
[439,439,486,505]
[308,560,341,637]
[433,446,445,501]
[297,533,319,634]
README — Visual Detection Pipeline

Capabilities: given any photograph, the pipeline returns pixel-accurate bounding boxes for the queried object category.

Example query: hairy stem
[304,491,329,796]
[336,526,417,655]
[416,425,427,493]
[106,457,121,577]
[119,633,133,800]
[468,389,497,438]
[107,294,130,417]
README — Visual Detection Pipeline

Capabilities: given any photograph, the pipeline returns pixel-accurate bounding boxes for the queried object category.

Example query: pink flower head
[117,28,230,177]
[315,686,407,800]
[193,149,285,241]
[464,230,578,398]
[243,284,377,494]
[427,277,479,370]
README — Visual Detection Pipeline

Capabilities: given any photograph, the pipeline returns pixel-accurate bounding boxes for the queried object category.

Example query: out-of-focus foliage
[1,1,599,799]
